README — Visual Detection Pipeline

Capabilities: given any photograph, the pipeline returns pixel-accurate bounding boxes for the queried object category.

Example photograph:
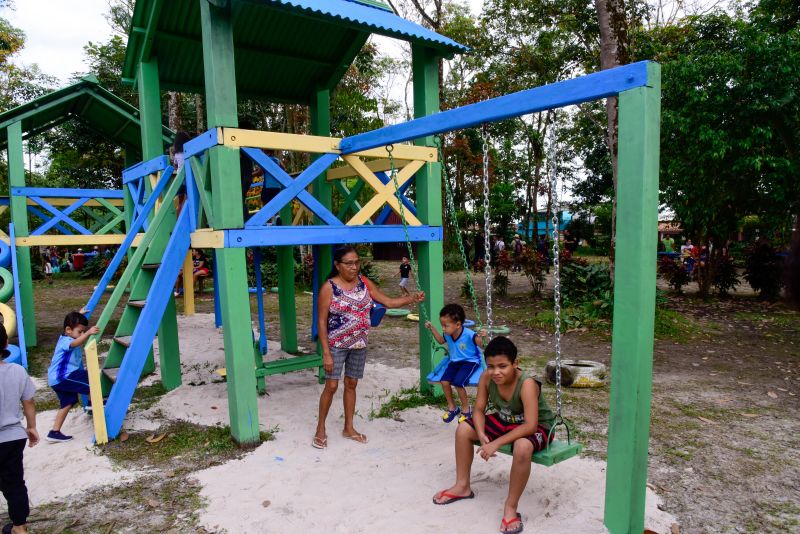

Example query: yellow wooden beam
[182,251,195,316]
[15,234,141,246]
[327,158,414,181]
[220,128,436,162]
[85,339,109,445]
[344,157,424,226]
[190,229,225,249]
[25,198,124,207]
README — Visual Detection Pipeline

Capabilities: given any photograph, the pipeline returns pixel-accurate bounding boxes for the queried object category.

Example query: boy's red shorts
[464,413,552,452]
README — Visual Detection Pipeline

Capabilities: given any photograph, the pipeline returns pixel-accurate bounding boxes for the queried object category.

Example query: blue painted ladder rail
[102,206,192,440]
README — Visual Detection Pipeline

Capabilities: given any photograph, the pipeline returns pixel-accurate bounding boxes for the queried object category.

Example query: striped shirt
[327,276,372,349]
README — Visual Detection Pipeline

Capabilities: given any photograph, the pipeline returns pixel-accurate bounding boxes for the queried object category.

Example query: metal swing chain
[548,115,564,422]
[386,145,437,353]
[435,135,483,329]
[481,125,494,337]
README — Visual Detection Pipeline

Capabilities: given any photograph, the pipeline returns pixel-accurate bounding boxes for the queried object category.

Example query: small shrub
[658,256,690,293]
[520,248,546,296]
[713,255,739,297]
[461,277,475,299]
[443,251,464,272]
[744,241,784,300]
[494,272,509,296]
[359,260,382,285]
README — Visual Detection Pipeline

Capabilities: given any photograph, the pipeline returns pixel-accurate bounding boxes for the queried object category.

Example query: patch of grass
[733,311,799,329]
[102,421,275,467]
[654,307,707,341]
[664,447,692,460]
[370,386,445,419]
[131,381,168,410]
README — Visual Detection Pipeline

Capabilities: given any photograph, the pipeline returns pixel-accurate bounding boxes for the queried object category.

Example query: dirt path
[6,263,798,533]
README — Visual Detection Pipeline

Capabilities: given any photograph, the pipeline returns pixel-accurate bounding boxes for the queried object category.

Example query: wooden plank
[345,156,423,226]
[220,128,436,162]
[15,234,144,246]
[327,158,403,180]
[85,339,109,444]
[190,229,225,248]
[24,198,124,208]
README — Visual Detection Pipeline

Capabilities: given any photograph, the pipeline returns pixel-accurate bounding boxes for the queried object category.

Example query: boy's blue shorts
[51,369,90,408]
[440,360,481,388]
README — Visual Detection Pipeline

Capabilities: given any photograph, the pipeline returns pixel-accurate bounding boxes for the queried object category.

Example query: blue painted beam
[27,206,74,235]
[122,155,169,184]
[226,225,442,247]
[184,128,219,159]
[339,61,653,153]
[11,187,125,199]
[30,197,92,236]
[242,148,341,227]
[9,224,28,369]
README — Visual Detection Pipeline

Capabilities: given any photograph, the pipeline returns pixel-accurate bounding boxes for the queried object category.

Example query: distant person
[511,234,523,272]
[0,324,39,534]
[425,304,486,423]
[462,233,472,268]
[432,336,555,534]
[398,256,412,296]
[564,230,578,253]
[46,312,99,443]
[474,233,486,272]
[661,234,675,253]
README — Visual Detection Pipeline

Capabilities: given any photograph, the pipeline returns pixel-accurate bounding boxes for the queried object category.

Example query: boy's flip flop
[500,513,523,534]
[432,490,475,505]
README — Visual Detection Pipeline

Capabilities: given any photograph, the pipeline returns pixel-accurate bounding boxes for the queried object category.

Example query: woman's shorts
[329,347,368,380]
[464,413,552,452]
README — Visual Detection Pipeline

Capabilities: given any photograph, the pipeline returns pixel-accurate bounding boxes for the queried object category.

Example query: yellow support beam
[190,229,225,249]
[24,198,124,207]
[182,251,195,316]
[85,339,109,445]
[220,128,436,162]
[344,157,424,226]
[327,158,414,181]
[15,234,142,246]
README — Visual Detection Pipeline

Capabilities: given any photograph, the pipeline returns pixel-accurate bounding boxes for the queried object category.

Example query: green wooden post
[200,0,260,445]
[137,58,180,385]
[277,207,297,352]
[311,87,331,380]
[412,45,444,394]
[604,62,661,534]
[7,121,36,346]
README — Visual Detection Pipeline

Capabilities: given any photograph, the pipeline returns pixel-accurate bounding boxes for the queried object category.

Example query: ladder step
[142,263,161,270]
[128,300,146,308]
[113,336,132,347]
[102,367,120,383]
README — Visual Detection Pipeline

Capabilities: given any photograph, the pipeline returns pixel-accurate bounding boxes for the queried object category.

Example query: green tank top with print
[488,370,556,430]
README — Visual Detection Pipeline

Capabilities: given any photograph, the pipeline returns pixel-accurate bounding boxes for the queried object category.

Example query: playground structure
[3,1,660,532]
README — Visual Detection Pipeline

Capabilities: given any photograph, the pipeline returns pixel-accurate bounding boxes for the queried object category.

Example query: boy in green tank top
[432,336,554,534]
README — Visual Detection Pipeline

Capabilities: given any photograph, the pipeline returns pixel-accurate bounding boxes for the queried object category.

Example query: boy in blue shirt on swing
[426,304,486,422]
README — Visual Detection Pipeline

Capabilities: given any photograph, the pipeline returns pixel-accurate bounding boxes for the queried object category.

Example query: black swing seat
[474,439,583,467]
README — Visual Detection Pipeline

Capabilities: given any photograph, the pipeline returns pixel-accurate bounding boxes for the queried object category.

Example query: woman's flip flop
[342,432,368,444]
[311,436,327,449]
[432,490,475,505]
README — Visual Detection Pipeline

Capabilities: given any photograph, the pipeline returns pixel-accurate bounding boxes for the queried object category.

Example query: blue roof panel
[270,0,468,53]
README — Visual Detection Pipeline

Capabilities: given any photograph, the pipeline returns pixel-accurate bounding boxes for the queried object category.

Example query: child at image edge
[46,311,99,443]
[425,303,486,422]
[432,336,556,534]
[0,323,39,534]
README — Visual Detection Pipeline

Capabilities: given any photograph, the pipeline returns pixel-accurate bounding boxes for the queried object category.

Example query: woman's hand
[323,352,334,374]
[408,291,425,304]
[424,321,432,330]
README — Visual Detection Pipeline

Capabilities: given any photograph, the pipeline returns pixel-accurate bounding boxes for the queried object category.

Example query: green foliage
[743,241,784,300]
[80,256,110,279]
[658,256,691,293]
[559,255,612,310]
[370,386,444,419]
[359,260,381,285]
[520,247,546,296]
[493,272,509,297]
[713,255,740,297]
[443,251,464,272]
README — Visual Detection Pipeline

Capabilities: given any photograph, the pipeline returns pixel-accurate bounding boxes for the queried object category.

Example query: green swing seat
[474,439,583,467]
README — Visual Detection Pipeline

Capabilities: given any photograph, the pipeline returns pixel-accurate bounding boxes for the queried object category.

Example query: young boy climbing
[46,311,99,443]
[425,304,486,423]
[432,336,555,534]
[0,324,39,534]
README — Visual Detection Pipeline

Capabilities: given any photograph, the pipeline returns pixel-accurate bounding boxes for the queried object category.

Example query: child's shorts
[329,347,368,380]
[464,413,552,452]
[399,277,409,288]
[440,360,481,388]
[51,369,91,408]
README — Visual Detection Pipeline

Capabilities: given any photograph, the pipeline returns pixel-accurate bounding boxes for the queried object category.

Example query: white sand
[158,314,677,533]
[3,313,677,533]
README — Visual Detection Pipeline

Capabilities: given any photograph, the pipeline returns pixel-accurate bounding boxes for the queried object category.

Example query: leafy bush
[559,258,613,319]
[520,248,546,296]
[744,241,784,300]
[713,255,739,297]
[359,260,382,285]
[443,251,465,272]
[80,256,110,279]
[493,272,509,296]
[658,256,691,293]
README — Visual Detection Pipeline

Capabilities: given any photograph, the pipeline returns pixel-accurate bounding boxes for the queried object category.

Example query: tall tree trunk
[168,91,182,132]
[595,0,630,279]
[195,94,205,134]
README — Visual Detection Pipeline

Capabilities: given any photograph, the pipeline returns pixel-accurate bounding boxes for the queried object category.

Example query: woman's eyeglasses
[338,260,361,267]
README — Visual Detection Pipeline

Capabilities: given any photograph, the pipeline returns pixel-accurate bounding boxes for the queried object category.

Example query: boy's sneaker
[46,430,73,443]
[442,407,461,423]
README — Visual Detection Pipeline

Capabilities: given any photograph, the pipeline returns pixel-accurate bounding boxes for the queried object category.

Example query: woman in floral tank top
[313,246,424,449]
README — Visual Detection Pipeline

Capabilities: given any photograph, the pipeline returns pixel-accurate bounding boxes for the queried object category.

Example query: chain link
[386,146,438,353]
[436,136,483,328]
[481,126,494,336]
[548,113,563,420]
